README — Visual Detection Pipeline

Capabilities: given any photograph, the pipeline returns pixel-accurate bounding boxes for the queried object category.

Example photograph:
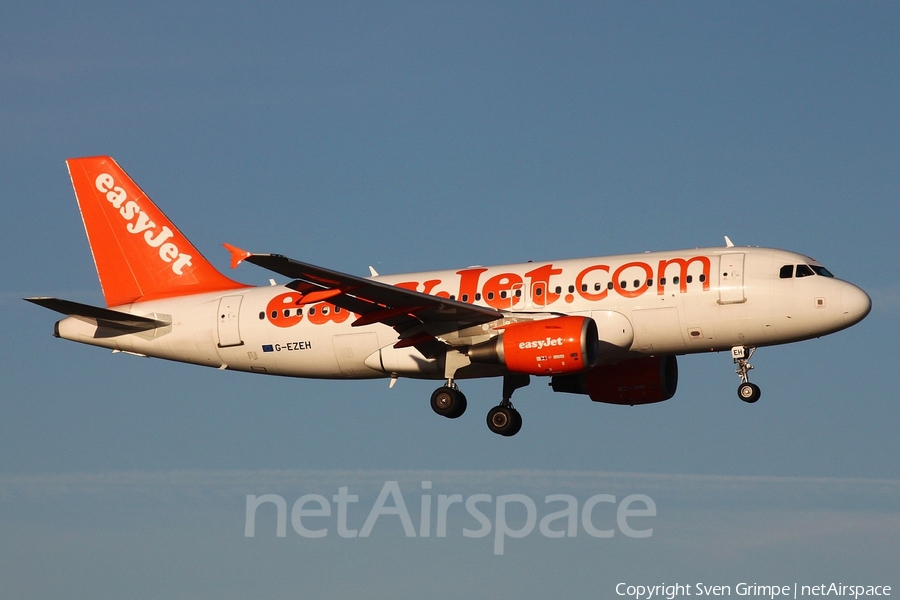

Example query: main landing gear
[430,374,530,437]
[732,346,761,403]
[430,385,467,419]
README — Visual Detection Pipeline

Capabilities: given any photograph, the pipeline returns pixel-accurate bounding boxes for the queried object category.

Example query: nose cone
[841,284,872,326]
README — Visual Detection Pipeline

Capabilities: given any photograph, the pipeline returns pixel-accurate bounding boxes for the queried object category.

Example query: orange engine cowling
[467,316,599,376]
[550,355,678,405]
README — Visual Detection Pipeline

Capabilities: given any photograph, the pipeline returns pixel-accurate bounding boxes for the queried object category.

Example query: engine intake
[468,316,599,376]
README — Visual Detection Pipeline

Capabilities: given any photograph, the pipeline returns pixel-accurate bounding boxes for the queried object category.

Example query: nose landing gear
[732,346,761,403]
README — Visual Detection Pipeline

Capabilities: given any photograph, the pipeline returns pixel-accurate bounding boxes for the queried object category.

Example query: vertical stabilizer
[67,156,247,307]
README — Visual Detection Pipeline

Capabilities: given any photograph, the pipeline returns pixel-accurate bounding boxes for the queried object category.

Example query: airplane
[27,156,872,437]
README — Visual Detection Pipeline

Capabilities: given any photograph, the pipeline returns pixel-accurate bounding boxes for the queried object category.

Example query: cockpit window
[811,265,834,278]
[795,264,815,278]
[780,263,835,279]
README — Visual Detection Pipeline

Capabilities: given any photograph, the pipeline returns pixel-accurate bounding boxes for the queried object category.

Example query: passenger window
[259,312,265,320]
[647,279,653,287]
[620,281,627,289]
[699,274,706,283]
[796,264,814,278]
[607,282,614,290]
[568,285,575,293]
[270,310,278,319]
[633,279,640,288]
[779,265,793,279]
[660,278,666,285]
[673,276,680,285]
[461,294,469,302]
[687,275,693,284]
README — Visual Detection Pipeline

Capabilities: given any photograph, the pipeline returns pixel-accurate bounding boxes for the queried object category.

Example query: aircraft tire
[738,382,761,403]
[507,409,522,437]
[487,406,521,436]
[431,387,467,419]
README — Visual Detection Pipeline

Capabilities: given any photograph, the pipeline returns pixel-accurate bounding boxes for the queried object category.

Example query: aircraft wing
[225,246,505,355]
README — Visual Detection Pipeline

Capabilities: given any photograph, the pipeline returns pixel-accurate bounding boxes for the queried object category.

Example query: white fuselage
[55,246,871,380]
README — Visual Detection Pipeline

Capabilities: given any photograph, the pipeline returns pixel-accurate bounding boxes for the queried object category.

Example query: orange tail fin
[67,156,248,306]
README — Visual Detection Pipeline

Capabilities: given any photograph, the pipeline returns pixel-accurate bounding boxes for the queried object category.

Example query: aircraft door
[719,253,746,304]
[217,295,244,347]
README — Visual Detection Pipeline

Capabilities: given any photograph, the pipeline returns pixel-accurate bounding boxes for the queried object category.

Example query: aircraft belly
[714,315,779,348]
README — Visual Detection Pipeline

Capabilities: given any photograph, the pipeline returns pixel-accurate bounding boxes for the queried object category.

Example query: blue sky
[1,2,898,598]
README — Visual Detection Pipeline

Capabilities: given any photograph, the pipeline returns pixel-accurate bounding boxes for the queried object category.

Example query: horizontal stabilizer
[25,297,169,333]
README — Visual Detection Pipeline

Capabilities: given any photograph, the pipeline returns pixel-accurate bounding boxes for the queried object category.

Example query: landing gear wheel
[431,386,467,419]
[508,409,523,436]
[487,405,522,437]
[737,382,761,403]
[732,346,761,404]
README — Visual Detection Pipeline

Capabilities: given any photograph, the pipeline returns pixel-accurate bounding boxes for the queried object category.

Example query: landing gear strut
[732,346,761,403]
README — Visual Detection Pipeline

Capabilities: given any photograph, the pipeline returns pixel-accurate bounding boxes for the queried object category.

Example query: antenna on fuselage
[724,236,735,248]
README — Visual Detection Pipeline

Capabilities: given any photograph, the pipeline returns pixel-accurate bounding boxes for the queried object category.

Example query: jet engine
[550,355,678,405]
[468,316,599,376]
